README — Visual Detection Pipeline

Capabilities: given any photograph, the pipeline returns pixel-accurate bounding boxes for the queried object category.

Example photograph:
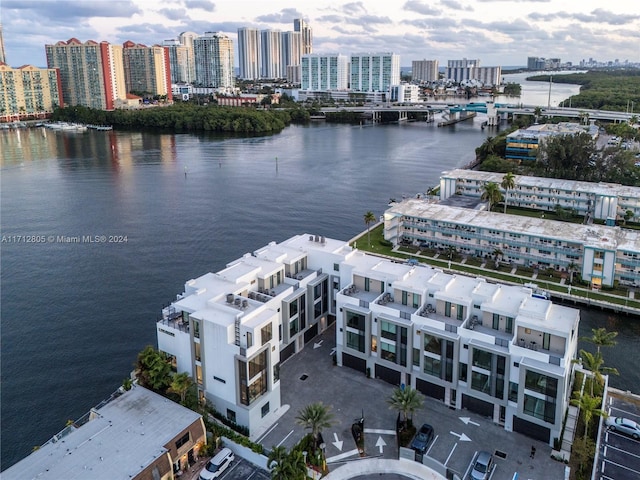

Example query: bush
[379,239,393,247]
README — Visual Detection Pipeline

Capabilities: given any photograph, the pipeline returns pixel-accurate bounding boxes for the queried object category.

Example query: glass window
[261,323,272,345]
[346,311,365,330]
[347,331,365,352]
[413,348,420,366]
[524,394,556,423]
[459,362,468,382]
[506,317,514,334]
[471,371,490,394]
[492,313,500,330]
[424,334,441,355]
[371,335,377,352]
[508,382,518,402]
[381,342,396,362]
[261,402,270,417]
[524,370,558,397]
[424,356,441,377]
[381,321,396,340]
[472,349,492,370]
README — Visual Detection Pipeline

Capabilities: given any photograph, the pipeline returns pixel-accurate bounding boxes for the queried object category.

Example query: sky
[2,0,639,69]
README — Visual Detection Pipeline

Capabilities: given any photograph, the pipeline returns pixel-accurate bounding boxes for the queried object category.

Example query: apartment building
[122,41,172,100]
[0,63,62,122]
[45,38,127,110]
[350,53,400,93]
[156,234,349,438]
[411,59,439,82]
[294,18,313,55]
[335,247,579,446]
[384,199,640,288]
[163,39,194,84]
[2,386,206,480]
[439,169,640,223]
[0,24,6,64]
[193,32,234,89]
[237,27,262,80]
[389,83,420,103]
[301,53,350,91]
[505,122,599,161]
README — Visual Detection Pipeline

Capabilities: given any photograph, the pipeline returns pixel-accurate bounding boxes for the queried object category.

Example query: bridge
[494,105,635,123]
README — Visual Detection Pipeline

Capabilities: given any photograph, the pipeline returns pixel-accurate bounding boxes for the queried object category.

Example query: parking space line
[602,458,640,476]
[426,435,439,456]
[276,429,294,447]
[444,443,458,465]
[363,428,396,435]
[604,443,640,460]
[608,405,640,419]
[256,422,278,444]
[326,448,360,463]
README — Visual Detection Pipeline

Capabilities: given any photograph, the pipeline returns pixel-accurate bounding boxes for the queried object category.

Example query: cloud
[341,2,367,15]
[183,0,215,9]
[255,8,303,24]
[403,1,442,16]
[440,0,474,11]
[1,0,141,20]
[157,8,190,21]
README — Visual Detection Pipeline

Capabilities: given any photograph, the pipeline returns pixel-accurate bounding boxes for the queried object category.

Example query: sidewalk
[323,458,445,480]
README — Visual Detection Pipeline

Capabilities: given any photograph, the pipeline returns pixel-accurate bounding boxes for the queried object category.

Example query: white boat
[523,282,549,299]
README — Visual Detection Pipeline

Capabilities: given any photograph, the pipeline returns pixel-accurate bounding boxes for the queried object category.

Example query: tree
[168,372,193,404]
[580,328,618,355]
[533,106,542,122]
[136,345,172,392]
[500,172,516,214]
[295,402,334,450]
[386,385,424,425]
[492,248,503,268]
[480,182,503,212]
[267,445,288,471]
[567,261,578,285]
[570,392,607,443]
[576,349,619,396]
[623,209,634,225]
[363,211,376,246]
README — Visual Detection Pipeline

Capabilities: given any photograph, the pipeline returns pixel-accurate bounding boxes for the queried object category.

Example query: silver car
[469,450,494,480]
[606,417,640,439]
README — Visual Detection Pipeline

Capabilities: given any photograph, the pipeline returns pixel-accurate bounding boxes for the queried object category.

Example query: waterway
[2,78,635,470]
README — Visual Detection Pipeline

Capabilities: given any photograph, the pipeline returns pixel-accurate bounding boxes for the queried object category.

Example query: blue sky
[2,0,639,68]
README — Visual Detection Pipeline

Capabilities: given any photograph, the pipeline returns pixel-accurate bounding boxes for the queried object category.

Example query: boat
[523,282,549,299]
[87,125,113,131]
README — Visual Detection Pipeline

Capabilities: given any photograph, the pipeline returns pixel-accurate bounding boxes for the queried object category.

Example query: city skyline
[2,0,639,70]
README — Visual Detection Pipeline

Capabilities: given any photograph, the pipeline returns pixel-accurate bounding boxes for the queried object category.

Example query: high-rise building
[301,54,349,91]
[446,58,480,83]
[237,28,261,80]
[193,32,234,88]
[163,39,193,84]
[350,53,400,93]
[411,59,439,82]
[260,30,283,79]
[0,64,62,122]
[281,31,301,80]
[178,32,199,82]
[45,38,127,110]
[293,18,312,55]
[122,41,172,100]
[0,24,6,65]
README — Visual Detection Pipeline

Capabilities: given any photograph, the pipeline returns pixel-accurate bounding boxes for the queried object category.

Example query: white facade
[294,18,313,55]
[350,53,400,93]
[389,83,420,103]
[193,32,234,88]
[412,60,439,82]
[237,28,261,80]
[301,54,350,91]
[335,249,580,446]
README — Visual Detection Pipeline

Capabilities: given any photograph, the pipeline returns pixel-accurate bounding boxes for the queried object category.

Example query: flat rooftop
[2,386,201,480]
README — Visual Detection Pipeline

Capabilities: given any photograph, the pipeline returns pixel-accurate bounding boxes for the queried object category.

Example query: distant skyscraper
[293,19,312,55]
[350,53,400,92]
[193,32,234,88]
[411,60,439,82]
[0,24,6,64]
[163,39,192,84]
[0,64,62,121]
[237,28,261,80]
[281,31,301,75]
[446,58,481,82]
[45,38,127,110]
[122,41,172,100]
[260,30,283,79]
[301,54,349,91]
[178,32,198,82]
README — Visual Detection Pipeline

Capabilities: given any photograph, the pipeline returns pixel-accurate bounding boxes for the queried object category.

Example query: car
[199,447,235,480]
[410,423,435,454]
[469,450,494,480]
[606,417,640,439]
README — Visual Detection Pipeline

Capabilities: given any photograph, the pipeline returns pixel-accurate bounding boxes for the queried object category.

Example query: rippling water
[1,84,635,469]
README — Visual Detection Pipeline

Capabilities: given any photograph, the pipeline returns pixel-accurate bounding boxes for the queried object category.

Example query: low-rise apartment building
[2,386,206,480]
[505,122,599,161]
[384,200,640,288]
[156,234,353,439]
[335,250,580,446]
[440,169,640,223]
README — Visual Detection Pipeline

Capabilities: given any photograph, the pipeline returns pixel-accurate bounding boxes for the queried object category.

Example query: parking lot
[258,323,566,479]
[597,390,640,480]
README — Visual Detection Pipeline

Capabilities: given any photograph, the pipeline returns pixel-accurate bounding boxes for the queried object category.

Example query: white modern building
[156,234,350,439]
[350,53,400,93]
[193,32,234,88]
[301,53,350,91]
[440,169,640,223]
[163,38,194,84]
[237,27,261,80]
[335,248,580,446]
[412,59,439,82]
[389,83,420,103]
[294,18,313,55]
[384,199,640,288]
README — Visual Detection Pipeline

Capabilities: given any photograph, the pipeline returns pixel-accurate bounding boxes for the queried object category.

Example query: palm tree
[286,450,308,479]
[267,445,288,471]
[492,248,503,268]
[623,209,634,225]
[576,349,619,396]
[136,345,172,391]
[481,182,503,212]
[386,385,424,425]
[295,402,334,450]
[533,106,542,123]
[363,211,376,246]
[580,328,618,355]
[500,172,516,214]
[567,261,578,285]
[570,392,607,444]
[168,372,193,404]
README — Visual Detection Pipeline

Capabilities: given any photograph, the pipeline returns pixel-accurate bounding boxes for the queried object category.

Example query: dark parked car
[469,450,494,480]
[606,417,640,439]
[410,423,434,454]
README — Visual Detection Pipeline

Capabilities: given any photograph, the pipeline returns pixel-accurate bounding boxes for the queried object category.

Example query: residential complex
[412,59,439,82]
[528,56,562,71]
[294,18,313,55]
[163,38,195,84]
[0,63,62,122]
[193,32,234,89]
[505,122,599,161]
[45,38,127,110]
[445,59,501,86]
[237,28,262,80]
[122,41,172,100]
[0,24,6,64]
[350,53,401,93]
[156,233,581,447]
[2,386,206,480]
[301,54,350,91]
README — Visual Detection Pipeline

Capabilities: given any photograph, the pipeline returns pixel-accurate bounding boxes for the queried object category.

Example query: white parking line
[602,457,640,476]
[326,448,360,463]
[604,443,640,460]
[444,443,458,465]
[276,429,294,447]
[426,435,439,456]
[363,428,396,435]
[256,422,278,444]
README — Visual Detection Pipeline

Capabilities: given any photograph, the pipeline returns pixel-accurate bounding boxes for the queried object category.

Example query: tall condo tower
[0,24,6,64]
[350,53,400,92]
[122,41,172,100]
[237,28,261,80]
[193,32,234,88]
[45,38,127,110]
[293,18,312,55]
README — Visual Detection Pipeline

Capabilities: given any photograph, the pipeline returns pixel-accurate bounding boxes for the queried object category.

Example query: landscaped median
[350,224,640,314]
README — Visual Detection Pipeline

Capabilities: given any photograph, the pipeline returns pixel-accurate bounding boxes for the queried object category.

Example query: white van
[198,447,235,480]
